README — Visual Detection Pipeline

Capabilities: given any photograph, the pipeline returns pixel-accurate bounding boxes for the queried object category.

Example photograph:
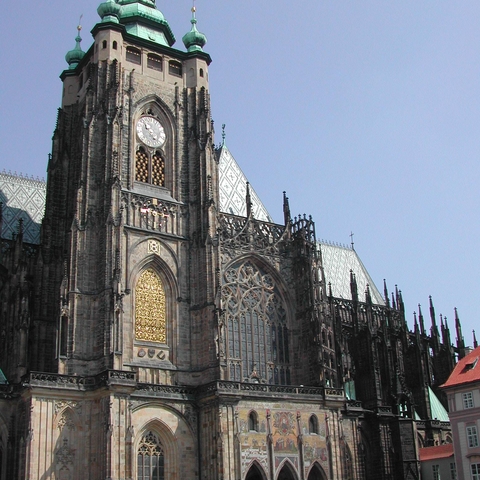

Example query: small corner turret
[182,6,207,53]
[65,22,85,70]
[182,5,210,88]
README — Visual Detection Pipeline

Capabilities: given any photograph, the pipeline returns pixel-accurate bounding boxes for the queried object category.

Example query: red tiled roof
[419,444,454,461]
[442,346,480,388]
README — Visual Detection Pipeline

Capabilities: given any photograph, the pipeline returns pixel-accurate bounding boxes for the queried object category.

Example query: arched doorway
[277,462,298,480]
[307,463,328,480]
[245,462,266,480]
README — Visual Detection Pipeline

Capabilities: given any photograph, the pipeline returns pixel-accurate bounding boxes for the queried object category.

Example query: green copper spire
[182,6,207,53]
[97,0,121,23]
[65,23,85,70]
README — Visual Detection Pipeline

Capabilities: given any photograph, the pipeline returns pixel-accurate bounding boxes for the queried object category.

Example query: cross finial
[350,231,355,250]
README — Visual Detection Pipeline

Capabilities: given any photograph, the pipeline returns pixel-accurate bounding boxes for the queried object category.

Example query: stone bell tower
[42,0,219,384]
[2,2,220,479]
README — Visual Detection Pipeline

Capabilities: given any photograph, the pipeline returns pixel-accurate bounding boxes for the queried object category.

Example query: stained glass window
[222,261,289,384]
[135,270,166,343]
[137,431,164,480]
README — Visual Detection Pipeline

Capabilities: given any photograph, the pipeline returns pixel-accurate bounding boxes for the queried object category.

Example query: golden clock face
[136,116,166,148]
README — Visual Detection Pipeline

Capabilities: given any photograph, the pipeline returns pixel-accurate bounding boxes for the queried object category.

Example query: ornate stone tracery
[55,438,75,472]
[222,260,290,384]
[57,410,76,431]
[137,431,165,480]
[135,269,167,343]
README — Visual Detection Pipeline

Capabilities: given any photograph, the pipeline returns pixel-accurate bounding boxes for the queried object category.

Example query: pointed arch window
[340,440,354,480]
[135,147,165,186]
[137,431,164,480]
[223,261,290,384]
[249,411,259,432]
[309,415,319,434]
[135,269,166,343]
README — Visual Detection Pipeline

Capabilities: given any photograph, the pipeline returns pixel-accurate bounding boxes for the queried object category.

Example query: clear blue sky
[0,1,478,346]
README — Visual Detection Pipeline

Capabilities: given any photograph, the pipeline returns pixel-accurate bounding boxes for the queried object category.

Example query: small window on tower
[169,61,182,77]
[309,415,319,434]
[126,46,141,65]
[199,68,204,78]
[102,40,107,49]
[113,41,118,50]
[248,412,259,432]
[147,54,163,71]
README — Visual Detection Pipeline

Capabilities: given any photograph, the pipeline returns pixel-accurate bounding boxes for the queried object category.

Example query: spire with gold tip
[65,19,85,70]
[182,4,207,52]
[65,20,85,70]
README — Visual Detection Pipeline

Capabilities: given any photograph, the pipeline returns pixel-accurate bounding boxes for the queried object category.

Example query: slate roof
[442,345,480,389]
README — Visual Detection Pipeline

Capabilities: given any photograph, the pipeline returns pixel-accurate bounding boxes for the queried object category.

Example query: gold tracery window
[135,147,165,186]
[135,269,166,343]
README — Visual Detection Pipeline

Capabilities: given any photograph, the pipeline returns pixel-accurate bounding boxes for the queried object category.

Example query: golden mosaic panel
[135,269,166,343]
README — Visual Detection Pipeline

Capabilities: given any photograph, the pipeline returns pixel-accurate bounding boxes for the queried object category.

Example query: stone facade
[0,2,463,480]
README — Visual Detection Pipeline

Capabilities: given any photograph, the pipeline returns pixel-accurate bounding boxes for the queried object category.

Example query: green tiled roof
[0,368,7,385]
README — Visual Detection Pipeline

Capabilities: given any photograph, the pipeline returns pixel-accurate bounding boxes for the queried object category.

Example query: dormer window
[465,357,479,371]
[147,54,163,71]
[126,47,141,65]
[169,61,182,77]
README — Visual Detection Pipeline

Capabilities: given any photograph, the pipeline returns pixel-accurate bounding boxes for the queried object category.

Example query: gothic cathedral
[0,1,466,479]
